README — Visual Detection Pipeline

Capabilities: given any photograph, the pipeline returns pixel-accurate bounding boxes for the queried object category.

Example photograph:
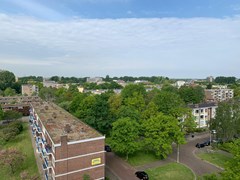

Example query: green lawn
[146,162,195,180]
[0,122,39,180]
[127,151,160,166]
[197,152,233,168]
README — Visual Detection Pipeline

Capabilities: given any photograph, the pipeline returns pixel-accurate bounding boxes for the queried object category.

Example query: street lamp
[210,129,216,146]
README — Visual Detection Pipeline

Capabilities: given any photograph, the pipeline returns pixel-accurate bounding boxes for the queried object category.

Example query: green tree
[142,113,185,158]
[211,99,240,142]
[121,84,146,99]
[3,87,16,96]
[110,118,140,160]
[123,92,145,112]
[3,110,22,120]
[0,70,15,90]
[222,139,240,179]
[141,101,158,121]
[39,87,56,101]
[108,94,123,119]
[178,86,204,104]
[153,91,184,115]
[0,148,25,174]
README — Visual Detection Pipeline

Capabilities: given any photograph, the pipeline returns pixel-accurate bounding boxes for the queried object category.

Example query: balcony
[42,157,52,169]
[45,145,52,154]
[45,172,53,180]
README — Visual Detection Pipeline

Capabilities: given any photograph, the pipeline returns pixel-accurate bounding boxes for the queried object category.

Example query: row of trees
[39,84,197,159]
[215,76,236,84]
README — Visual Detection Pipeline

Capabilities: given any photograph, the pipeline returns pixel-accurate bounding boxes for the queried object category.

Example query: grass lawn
[146,162,195,180]
[0,122,39,180]
[197,152,233,168]
[127,151,160,166]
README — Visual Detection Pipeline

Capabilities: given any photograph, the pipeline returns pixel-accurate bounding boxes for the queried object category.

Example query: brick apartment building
[29,101,105,180]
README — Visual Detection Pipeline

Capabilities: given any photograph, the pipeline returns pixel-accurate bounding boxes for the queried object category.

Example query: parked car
[195,143,205,148]
[105,145,111,152]
[135,171,149,180]
[203,140,210,146]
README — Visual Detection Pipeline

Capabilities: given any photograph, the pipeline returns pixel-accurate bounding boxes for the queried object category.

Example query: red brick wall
[54,138,105,179]
[55,139,104,160]
[55,166,104,180]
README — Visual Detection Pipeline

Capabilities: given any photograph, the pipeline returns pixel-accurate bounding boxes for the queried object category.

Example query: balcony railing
[42,157,52,169]
[45,172,53,180]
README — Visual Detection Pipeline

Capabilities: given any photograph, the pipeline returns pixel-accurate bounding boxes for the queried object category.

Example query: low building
[189,102,218,128]
[174,81,186,88]
[87,77,103,83]
[0,96,40,116]
[205,89,234,102]
[29,101,105,180]
[22,84,39,96]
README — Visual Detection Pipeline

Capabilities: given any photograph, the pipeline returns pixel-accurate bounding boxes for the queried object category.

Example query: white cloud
[0,14,240,78]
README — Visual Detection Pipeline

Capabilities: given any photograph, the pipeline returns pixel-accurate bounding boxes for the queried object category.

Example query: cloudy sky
[0,0,240,78]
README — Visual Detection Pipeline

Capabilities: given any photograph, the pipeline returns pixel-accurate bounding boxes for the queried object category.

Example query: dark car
[195,143,205,148]
[203,140,210,146]
[135,171,149,180]
[105,145,111,152]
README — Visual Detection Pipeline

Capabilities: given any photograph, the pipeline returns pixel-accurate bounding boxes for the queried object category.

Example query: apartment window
[201,109,203,113]
[200,115,204,119]
[195,110,199,113]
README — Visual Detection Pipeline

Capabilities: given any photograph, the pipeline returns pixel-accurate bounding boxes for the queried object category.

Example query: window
[195,110,199,113]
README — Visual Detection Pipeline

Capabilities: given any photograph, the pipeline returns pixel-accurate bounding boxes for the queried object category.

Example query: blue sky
[0,0,240,78]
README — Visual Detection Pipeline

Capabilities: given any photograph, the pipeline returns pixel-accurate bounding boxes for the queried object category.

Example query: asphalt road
[106,132,222,179]
[169,132,222,176]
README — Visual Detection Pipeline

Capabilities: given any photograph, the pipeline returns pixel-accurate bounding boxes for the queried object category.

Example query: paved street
[169,132,222,175]
[106,132,222,179]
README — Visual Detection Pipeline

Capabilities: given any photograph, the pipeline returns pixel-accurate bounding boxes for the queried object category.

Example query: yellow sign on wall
[91,158,101,166]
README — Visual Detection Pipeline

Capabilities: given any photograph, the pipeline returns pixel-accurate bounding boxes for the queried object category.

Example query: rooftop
[188,102,218,109]
[31,101,102,144]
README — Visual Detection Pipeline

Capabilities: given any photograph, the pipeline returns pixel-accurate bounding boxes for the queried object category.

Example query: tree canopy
[110,118,140,159]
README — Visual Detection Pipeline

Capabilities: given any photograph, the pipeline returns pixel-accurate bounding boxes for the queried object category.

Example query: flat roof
[31,101,103,144]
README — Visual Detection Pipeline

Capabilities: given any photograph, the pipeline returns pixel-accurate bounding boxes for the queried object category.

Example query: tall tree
[121,84,146,100]
[153,91,184,115]
[142,113,185,158]
[110,118,140,160]
[3,87,16,96]
[178,86,204,104]
[39,87,56,101]
[0,70,15,88]
[211,98,240,142]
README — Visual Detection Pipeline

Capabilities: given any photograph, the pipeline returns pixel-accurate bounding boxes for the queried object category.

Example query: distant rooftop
[31,101,103,144]
[188,102,218,109]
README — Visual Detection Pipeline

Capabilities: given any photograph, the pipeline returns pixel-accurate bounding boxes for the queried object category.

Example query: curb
[179,162,197,180]
[192,148,224,171]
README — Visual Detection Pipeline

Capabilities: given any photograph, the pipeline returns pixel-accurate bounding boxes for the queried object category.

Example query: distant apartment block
[43,80,58,88]
[205,89,234,102]
[189,102,217,128]
[206,76,214,83]
[22,84,39,96]
[86,77,103,83]
[29,101,105,180]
